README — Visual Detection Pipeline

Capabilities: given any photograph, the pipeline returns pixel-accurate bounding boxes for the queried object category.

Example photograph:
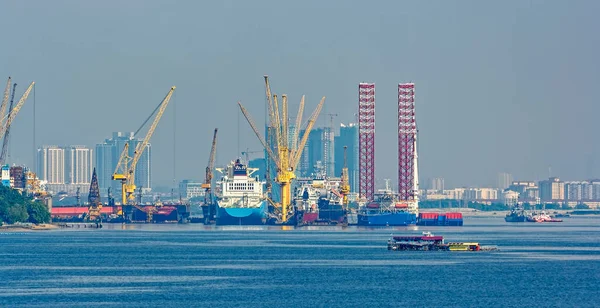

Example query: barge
[387,232,498,251]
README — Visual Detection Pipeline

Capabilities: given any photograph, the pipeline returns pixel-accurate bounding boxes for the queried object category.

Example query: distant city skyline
[2,1,599,188]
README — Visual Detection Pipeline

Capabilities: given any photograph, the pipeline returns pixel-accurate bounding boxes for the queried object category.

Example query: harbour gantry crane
[238,75,325,224]
[201,128,218,222]
[0,82,17,165]
[112,86,176,218]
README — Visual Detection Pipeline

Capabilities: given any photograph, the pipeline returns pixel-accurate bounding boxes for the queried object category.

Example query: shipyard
[0,74,594,228]
[1,2,600,307]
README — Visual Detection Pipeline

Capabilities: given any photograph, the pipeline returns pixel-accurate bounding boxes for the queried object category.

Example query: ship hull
[216,201,268,225]
[317,198,346,223]
[505,215,525,222]
[357,211,417,226]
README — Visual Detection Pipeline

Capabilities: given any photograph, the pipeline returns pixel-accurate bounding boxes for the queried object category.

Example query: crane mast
[340,146,350,206]
[112,86,176,207]
[238,75,325,223]
[202,128,218,200]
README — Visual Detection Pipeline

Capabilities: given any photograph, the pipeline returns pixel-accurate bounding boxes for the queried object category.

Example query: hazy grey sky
[1,0,599,188]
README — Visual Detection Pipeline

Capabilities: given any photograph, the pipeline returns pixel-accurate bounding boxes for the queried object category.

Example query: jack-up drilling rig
[201,128,218,224]
[112,86,176,222]
[238,76,325,224]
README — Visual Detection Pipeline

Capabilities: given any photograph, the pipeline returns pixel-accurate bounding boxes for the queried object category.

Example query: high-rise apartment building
[539,177,565,202]
[37,145,94,194]
[497,172,513,190]
[334,123,358,193]
[95,132,152,194]
[37,146,65,184]
[297,128,334,177]
[65,146,93,184]
[431,177,445,191]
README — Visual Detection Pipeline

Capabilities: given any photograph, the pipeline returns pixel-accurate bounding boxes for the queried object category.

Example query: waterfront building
[497,172,513,190]
[431,177,445,192]
[539,177,565,203]
[179,180,204,200]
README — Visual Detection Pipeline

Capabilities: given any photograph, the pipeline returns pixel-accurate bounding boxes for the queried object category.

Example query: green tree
[27,201,51,224]
[0,185,50,224]
[575,203,590,210]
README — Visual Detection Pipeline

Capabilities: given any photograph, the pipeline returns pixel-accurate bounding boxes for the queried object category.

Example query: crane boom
[0,83,17,165]
[238,101,280,167]
[292,95,305,153]
[130,86,176,176]
[290,96,325,168]
[239,76,326,224]
[0,78,11,129]
[112,86,175,206]
[0,82,34,138]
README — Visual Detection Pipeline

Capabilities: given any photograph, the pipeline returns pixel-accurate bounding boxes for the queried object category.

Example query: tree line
[0,185,50,224]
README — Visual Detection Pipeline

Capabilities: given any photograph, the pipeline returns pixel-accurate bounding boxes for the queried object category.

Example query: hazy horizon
[2,0,599,189]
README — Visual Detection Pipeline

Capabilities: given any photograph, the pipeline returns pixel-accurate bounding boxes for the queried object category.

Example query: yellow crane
[0,81,35,138]
[238,76,324,223]
[0,78,12,129]
[202,128,218,199]
[340,146,350,206]
[112,86,176,217]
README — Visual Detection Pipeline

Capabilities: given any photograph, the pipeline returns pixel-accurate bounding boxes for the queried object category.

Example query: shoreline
[0,223,60,232]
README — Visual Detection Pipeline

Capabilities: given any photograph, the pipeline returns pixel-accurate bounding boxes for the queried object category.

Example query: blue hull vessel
[215,202,268,225]
[357,211,417,226]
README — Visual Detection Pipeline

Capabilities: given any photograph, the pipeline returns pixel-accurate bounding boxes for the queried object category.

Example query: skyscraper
[297,128,333,177]
[65,146,93,184]
[334,123,358,193]
[37,145,94,194]
[431,177,445,191]
[37,146,65,184]
[95,132,152,194]
[497,172,513,190]
[539,177,565,202]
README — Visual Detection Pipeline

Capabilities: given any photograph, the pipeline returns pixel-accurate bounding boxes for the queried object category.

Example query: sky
[1,0,599,189]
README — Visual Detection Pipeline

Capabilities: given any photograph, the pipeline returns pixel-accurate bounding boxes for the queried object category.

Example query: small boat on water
[505,204,526,222]
[387,232,498,252]
[526,211,563,223]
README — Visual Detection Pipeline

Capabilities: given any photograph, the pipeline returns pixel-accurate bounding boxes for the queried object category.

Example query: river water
[1,216,599,307]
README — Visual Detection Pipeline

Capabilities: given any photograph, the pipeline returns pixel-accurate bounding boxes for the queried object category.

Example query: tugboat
[505,204,526,222]
[526,211,563,223]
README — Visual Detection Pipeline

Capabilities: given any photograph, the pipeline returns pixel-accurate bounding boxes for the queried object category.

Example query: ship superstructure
[215,159,267,225]
[357,180,417,226]
[293,175,346,225]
